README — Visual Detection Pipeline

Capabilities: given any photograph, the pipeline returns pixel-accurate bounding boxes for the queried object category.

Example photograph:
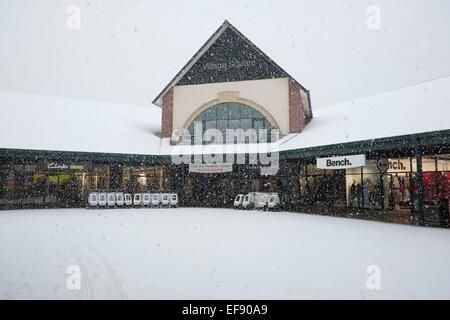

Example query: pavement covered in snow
[0,208,449,300]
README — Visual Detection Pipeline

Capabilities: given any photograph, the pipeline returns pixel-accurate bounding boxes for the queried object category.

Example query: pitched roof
[1,76,449,158]
[0,91,162,155]
[277,76,450,152]
[152,20,309,106]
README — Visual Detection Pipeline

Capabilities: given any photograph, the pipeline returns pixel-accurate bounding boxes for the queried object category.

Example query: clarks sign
[47,162,69,170]
[317,155,366,170]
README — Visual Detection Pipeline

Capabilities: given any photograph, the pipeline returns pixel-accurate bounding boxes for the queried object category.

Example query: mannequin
[392,174,401,210]
[350,180,361,208]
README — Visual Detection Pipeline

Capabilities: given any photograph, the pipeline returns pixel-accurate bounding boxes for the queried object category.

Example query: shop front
[178,161,283,208]
[0,161,89,208]
[0,158,168,209]
[0,131,449,228]
[282,139,450,226]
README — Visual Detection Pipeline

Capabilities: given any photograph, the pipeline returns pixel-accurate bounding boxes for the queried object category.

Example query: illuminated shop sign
[388,159,409,172]
[46,163,84,170]
[317,154,366,170]
[47,162,69,170]
[69,164,84,170]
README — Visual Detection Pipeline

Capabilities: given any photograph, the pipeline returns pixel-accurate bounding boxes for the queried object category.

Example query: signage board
[189,163,233,174]
[69,164,84,170]
[47,162,69,170]
[317,155,366,170]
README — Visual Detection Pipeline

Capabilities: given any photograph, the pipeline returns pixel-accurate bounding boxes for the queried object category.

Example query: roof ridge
[151,20,231,106]
[152,20,309,106]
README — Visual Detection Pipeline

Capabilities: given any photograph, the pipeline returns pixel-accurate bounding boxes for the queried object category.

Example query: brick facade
[288,79,305,133]
[161,88,174,138]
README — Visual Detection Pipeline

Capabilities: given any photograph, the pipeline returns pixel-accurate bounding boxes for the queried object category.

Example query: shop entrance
[298,165,347,210]
[185,173,235,208]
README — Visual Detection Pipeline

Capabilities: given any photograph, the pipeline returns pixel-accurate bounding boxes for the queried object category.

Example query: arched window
[186,102,275,144]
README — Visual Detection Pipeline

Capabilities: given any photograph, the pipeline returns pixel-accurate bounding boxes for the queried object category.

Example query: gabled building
[153,20,312,141]
[0,21,449,227]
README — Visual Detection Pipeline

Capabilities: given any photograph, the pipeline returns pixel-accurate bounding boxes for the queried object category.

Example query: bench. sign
[316,155,366,170]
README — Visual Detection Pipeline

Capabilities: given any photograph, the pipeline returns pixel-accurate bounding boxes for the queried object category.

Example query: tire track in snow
[57,227,94,300]
[62,222,128,300]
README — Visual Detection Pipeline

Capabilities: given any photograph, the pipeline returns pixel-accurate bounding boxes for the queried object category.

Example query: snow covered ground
[0,208,449,300]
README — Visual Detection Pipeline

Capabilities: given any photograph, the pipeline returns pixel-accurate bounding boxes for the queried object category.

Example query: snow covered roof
[278,76,450,152]
[0,76,449,158]
[0,91,162,155]
[152,20,308,107]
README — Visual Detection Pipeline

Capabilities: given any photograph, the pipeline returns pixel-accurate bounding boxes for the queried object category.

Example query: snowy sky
[0,0,449,109]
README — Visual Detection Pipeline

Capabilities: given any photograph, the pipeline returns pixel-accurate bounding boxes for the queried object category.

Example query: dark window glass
[254,119,264,130]
[216,120,228,131]
[216,105,228,120]
[187,102,275,144]
[252,109,263,119]
[205,120,216,130]
[228,104,240,120]
[241,119,252,130]
[228,119,240,129]
[204,108,216,120]
[240,106,253,119]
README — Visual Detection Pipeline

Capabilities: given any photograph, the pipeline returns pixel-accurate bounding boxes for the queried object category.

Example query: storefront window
[186,102,274,144]
[122,166,164,192]
[0,163,37,207]
[437,156,450,171]
[84,164,110,191]
[292,157,433,221]
[297,163,346,208]
[346,159,413,213]
[0,161,91,208]
[421,155,450,224]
